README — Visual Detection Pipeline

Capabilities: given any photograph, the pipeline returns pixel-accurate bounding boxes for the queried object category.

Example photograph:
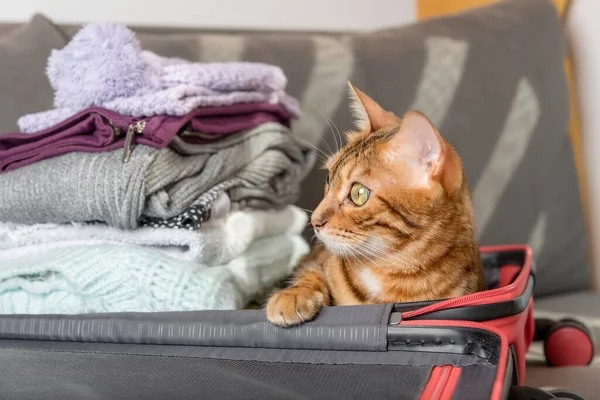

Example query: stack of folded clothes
[0,23,314,314]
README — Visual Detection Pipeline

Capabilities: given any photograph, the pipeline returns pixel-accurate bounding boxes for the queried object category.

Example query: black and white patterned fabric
[139,205,210,231]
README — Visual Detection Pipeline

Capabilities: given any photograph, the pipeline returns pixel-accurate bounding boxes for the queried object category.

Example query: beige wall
[2,0,416,31]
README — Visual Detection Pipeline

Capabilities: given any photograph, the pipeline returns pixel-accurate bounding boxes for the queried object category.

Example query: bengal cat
[267,83,486,327]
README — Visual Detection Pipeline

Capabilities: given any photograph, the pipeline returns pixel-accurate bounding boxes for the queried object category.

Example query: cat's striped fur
[267,83,486,327]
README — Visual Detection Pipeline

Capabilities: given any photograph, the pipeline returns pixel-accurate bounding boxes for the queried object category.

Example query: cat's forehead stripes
[328,126,399,181]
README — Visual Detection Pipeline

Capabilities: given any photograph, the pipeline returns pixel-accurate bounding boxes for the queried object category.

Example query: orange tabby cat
[267,83,486,327]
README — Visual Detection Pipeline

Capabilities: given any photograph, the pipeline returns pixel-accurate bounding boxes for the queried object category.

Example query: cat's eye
[350,183,370,206]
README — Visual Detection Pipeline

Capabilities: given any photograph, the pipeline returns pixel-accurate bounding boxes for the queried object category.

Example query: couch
[0,0,598,397]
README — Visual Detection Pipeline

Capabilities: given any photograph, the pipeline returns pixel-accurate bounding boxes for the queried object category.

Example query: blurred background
[4,0,416,31]
[2,0,600,396]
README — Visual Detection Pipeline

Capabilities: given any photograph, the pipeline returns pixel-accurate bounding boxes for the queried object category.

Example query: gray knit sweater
[0,123,314,228]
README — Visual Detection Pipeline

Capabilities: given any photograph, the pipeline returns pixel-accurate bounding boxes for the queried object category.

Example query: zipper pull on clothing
[122,121,146,163]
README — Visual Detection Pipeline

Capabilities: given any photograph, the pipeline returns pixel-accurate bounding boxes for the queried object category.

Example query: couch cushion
[2,0,587,297]
[0,15,68,133]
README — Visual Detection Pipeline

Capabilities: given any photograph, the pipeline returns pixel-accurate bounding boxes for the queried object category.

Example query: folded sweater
[0,206,308,266]
[0,234,309,314]
[0,123,315,228]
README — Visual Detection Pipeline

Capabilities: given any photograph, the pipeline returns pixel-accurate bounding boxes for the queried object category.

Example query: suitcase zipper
[401,320,509,400]
[433,366,452,399]
[402,261,531,320]
[419,365,461,400]
[402,283,520,319]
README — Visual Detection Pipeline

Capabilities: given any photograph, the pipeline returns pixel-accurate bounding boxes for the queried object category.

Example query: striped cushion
[415,0,593,293]
[349,0,588,297]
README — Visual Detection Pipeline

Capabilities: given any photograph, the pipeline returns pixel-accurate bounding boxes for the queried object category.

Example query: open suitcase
[0,245,592,399]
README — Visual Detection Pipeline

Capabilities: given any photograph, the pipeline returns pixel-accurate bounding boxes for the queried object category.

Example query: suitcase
[0,245,591,399]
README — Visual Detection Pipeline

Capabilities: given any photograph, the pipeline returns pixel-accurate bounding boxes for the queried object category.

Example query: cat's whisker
[363,243,408,266]
[354,246,387,271]
[303,206,417,270]
[343,237,388,270]
[315,118,336,158]
[311,106,341,153]
[311,154,328,165]
[347,252,364,269]
[324,113,344,153]
[359,239,391,253]
[295,136,331,163]
[319,136,335,159]
[314,126,335,158]
[355,241,389,261]
[311,114,336,158]
[351,239,415,271]
[351,235,404,260]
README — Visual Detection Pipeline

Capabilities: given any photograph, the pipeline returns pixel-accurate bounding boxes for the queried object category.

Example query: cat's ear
[347,82,398,132]
[388,111,462,194]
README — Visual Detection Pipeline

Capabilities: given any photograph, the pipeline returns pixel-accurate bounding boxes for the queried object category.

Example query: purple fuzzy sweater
[18,23,300,133]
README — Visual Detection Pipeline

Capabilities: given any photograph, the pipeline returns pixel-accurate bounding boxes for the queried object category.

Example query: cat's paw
[266,287,325,327]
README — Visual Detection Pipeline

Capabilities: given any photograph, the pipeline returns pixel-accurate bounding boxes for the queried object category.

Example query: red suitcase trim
[402,245,532,320]
[402,319,510,400]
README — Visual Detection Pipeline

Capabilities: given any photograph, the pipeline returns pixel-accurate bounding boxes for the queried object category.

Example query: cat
[266,82,486,327]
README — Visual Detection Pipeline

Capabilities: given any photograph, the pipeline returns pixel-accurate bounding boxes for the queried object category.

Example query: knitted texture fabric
[0,234,309,314]
[17,23,300,133]
[0,206,308,266]
[138,179,244,230]
[0,123,315,228]
[145,123,314,218]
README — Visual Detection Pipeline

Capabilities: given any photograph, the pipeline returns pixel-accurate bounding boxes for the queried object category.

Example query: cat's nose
[312,216,328,231]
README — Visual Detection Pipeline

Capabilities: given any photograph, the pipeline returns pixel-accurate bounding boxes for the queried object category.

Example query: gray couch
[1,0,599,397]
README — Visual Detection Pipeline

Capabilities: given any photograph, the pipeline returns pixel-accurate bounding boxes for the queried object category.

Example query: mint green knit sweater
[0,234,308,314]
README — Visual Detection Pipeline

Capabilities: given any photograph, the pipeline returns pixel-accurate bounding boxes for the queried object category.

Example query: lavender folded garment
[0,103,292,172]
[18,23,300,133]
